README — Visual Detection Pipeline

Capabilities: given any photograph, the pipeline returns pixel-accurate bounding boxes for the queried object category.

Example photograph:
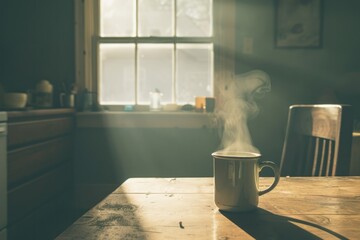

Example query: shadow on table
[220,208,348,240]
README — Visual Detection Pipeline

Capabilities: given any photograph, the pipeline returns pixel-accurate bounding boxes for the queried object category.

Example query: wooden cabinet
[6,109,75,240]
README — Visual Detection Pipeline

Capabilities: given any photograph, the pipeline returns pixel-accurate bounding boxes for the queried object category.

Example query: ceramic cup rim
[212,151,261,160]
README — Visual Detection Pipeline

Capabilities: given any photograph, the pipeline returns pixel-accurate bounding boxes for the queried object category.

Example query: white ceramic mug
[212,151,280,212]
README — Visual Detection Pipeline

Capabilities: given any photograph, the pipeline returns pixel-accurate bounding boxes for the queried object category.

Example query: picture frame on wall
[275,0,322,48]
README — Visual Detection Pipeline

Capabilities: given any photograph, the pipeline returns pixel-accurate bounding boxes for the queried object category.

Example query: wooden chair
[280,104,353,176]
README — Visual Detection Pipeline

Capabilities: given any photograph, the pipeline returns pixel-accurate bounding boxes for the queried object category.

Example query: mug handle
[258,161,280,196]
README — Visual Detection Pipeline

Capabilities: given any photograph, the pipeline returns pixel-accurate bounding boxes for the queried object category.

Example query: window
[76,0,236,111]
[95,0,214,106]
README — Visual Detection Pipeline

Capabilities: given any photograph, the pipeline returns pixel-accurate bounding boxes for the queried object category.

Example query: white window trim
[74,0,236,107]
[75,0,96,92]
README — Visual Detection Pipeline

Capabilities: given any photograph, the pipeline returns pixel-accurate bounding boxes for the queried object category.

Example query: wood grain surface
[57,177,360,240]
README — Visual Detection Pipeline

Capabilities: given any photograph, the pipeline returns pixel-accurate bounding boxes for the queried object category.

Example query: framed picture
[275,0,322,48]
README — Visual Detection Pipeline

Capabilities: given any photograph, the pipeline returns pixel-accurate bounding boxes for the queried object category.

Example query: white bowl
[4,93,28,109]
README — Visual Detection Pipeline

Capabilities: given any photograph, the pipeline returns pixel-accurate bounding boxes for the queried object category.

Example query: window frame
[75,0,235,111]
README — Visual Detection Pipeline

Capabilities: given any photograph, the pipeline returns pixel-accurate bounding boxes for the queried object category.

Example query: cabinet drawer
[8,136,73,188]
[7,190,73,240]
[7,117,74,148]
[8,163,72,225]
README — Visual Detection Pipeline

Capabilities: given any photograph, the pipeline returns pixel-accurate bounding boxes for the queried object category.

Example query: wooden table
[57,177,360,239]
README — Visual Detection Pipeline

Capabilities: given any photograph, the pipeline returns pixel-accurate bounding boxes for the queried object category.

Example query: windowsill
[76,111,218,128]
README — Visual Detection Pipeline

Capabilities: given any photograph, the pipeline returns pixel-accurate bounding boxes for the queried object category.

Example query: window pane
[138,0,173,37]
[138,44,173,104]
[99,44,135,104]
[176,0,212,37]
[176,44,213,104]
[100,0,135,37]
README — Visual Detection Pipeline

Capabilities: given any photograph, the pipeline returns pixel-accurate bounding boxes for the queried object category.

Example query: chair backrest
[280,104,353,176]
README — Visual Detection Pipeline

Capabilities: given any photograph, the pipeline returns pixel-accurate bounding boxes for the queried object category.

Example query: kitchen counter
[6,108,76,240]
[6,108,74,122]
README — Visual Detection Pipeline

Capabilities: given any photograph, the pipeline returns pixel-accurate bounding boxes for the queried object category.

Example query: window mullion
[135,0,139,104]
[135,41,138,105]
[173,0,177,103]
[173,43,176,103]
[97,37,212,43]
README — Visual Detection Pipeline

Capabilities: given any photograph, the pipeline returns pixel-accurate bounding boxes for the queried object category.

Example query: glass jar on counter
[35,80,53,108]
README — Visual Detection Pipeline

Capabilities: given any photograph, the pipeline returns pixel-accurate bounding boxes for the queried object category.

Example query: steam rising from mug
[216,70,271,154]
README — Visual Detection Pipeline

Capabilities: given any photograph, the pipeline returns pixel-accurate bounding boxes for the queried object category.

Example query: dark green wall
[0,0,75,97]
[1,1,359,174]
[75,127,220,184]
[235,0,360,164]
